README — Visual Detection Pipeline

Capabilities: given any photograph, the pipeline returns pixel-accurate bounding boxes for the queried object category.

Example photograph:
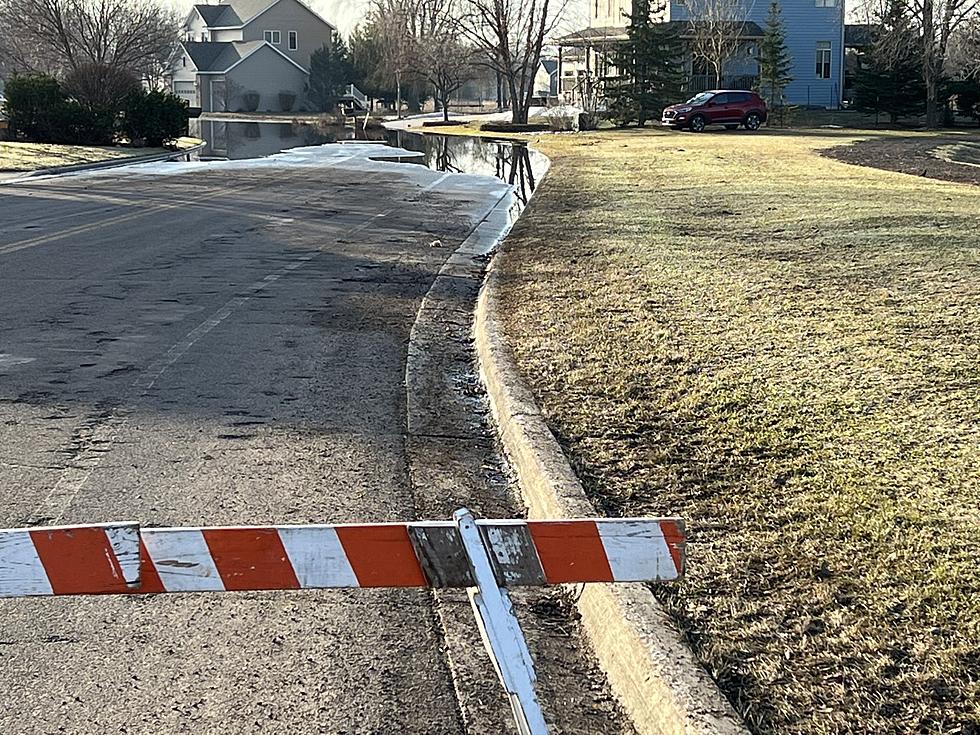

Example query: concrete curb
[474,222,750,734]
[4,142,206,182]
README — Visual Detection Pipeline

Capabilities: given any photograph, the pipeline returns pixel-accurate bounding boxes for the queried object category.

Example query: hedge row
[2,73,189,148]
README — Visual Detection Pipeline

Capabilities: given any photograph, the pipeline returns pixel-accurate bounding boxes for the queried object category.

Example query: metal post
[453,508,549,735]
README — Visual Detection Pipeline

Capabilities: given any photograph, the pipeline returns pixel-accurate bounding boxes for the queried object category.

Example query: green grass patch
[497,127,980,734]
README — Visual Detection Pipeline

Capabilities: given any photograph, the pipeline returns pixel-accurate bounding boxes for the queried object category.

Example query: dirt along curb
[472,163,750,733]
[404,160,639,734]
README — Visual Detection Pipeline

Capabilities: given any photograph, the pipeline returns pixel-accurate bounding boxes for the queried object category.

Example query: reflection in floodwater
[381,131,545,206]
[190,119,546,207]
[190,118,386,159]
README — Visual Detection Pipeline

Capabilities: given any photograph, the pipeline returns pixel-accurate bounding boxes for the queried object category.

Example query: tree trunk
[396,69,402,119]
[442,94,450,122]
[508,76,526,124]
[922,0,939,128]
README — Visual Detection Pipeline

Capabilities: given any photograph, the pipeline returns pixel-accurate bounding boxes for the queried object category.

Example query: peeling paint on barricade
[0,518,685,598]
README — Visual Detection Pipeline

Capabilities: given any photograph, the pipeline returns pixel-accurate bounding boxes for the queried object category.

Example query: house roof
[555,20,764,46]
[193,4,229,25]
[181,40,308,74]
[555,25,628,45]
[183,41,234,71]
[193,0,335,29]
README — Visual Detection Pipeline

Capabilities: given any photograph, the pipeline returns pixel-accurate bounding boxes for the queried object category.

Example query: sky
[172,0,370,37]
[172,0,862,41]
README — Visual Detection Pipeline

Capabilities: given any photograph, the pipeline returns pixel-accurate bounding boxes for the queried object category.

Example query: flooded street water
[189,118,546,207]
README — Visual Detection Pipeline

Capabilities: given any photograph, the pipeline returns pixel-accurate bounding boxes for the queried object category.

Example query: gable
[229,43,310,76]
[182,41,234,71]
[237,0,336,31]
[194,4,229,25]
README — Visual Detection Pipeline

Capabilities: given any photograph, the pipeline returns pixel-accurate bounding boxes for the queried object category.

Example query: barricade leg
[453,507,549,735]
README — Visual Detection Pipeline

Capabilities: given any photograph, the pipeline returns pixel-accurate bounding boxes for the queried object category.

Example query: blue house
[557,0,847,108]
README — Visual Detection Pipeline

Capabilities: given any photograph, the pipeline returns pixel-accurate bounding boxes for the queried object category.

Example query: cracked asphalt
[0,147,633,734]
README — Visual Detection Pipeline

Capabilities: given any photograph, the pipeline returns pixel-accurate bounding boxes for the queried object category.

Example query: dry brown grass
[0,141,169,172]
[497,127,980,734]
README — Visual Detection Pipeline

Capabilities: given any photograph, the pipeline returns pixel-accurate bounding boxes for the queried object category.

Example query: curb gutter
[7,142,206,181]
[474,220,750,733]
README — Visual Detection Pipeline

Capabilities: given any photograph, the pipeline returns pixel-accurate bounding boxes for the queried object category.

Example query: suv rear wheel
[689,114,707,132]
[744,111,763,130]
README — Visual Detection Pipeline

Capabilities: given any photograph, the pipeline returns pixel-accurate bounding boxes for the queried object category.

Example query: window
[263,30,281,45]
[815,42,832,79]
[288,30,298,50]
[815,0,836,6]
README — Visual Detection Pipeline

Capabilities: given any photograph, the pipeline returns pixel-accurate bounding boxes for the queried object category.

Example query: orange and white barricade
[0,508,686,734]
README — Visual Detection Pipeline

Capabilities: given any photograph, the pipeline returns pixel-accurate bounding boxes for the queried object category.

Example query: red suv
[662,90,767,132]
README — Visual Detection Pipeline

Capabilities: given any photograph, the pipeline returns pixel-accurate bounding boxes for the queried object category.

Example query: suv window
[731,92,751,103]
[710,93,729,104]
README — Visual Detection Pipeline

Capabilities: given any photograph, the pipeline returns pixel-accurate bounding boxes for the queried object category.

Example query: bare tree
[416,13,477,121]
[904,0,980,125]
[946,14,980,76]
[459,0,569,124]
[371,0,416,116]
[0,0,178,82]
[685,0,750,88]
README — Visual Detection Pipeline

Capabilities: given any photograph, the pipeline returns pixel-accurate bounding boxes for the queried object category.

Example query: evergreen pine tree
[853,0,926,123]
[308,39,354,112]
[606,0,684,127]
[758,1,793,109]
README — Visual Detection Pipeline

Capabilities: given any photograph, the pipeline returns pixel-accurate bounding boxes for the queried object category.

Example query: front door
[210,78,227,113]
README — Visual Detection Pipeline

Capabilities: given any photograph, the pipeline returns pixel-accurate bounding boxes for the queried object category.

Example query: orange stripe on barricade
[658,520,685,575]
[527,521,614,584]
[335,525,427,588]
[30,526,132,595]
[136,538,166,594]
[203,528,300,591]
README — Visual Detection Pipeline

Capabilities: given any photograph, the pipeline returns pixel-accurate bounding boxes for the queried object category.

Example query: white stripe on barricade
[0,510,686,735]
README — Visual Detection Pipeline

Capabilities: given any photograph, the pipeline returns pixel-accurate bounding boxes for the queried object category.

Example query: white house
[168,0,337,113]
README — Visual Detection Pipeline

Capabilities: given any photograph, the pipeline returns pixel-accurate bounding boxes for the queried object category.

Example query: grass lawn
[0,141,169,172]
[496,127,980,734]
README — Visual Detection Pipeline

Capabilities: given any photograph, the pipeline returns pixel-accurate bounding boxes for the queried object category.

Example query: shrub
[63,63,140,111]
[606,98,640,128]
[949,79,980,124]
[55,101,116,145]
[120,89,188,148]
[3,73,115,144]
[578,112,601,131]
[278,91,296,111]
[4,73,66,141]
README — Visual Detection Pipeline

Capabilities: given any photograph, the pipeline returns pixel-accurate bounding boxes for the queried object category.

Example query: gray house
[167,0,337,113]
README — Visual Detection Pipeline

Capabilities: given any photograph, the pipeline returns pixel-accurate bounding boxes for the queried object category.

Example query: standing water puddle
[190,119,546,209]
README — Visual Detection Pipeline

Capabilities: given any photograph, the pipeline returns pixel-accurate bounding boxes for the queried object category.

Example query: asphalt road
[0,148,631,734]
